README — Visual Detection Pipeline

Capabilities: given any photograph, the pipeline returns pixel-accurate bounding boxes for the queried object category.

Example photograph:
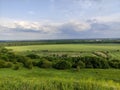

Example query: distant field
[6,44,120,52]
[6,44,120,59]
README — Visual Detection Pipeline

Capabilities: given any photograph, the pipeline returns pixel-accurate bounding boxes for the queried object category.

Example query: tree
[37,59,52,68]
[54,60,71,70]
[26,54,39,59]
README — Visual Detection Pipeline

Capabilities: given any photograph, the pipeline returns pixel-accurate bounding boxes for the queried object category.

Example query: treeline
[0,39,120,46]
[0,47,33,69]
[0,47,120,70]
[32,54,120,69]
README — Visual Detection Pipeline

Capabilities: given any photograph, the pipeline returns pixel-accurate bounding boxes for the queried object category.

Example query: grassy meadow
[7,44,120,59]
[0,43,119,90]
[6,44,120,52]
[0,68,120,90]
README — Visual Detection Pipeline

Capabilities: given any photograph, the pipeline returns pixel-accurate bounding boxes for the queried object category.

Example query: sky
[0,0,120,40]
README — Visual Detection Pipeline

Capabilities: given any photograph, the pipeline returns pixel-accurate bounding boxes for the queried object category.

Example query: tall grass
[0,77,120,90]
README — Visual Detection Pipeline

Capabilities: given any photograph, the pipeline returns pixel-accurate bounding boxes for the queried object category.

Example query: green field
[0,68,120,90]
[6,44,120,59]
[0,43,119,90]
[6,44,120,52]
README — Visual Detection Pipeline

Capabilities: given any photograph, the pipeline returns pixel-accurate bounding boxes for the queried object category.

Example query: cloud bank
[0,13,120,40]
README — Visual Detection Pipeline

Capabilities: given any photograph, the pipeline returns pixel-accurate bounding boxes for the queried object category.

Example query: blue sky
[0,0,120,40]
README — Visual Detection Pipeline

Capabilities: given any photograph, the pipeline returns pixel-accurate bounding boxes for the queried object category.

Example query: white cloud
[65,20,91,31]
[0,17,120,40]
[0,18,90,34]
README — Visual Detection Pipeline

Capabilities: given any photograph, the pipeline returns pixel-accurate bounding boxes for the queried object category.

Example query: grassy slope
[1,68,120,82]
[0,68,120,90]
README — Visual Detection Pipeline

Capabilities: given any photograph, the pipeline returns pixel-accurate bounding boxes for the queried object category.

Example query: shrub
[53,60,71,70]
[77,61,85,69]
[32,61,38,66]
[24,60,33,69]
[0,60,13,68]
[100,59,110,69]
[109,59,120,68]
[15,55,33,69]
[85,63,93,68]
[0,55,9,61]
[37,59,52,68]
[81,56,109,68]
[5,62,13,68]
[13,64,20,70]
[0,60,6,68]
[26,54,39,59]
[72,60,85,69]
[0,47,9,53]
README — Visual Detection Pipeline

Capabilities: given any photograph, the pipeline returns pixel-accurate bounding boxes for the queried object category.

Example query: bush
[26,54,39,59]
[37,59,52,68]
[72,60,85,69]
[80,56,109,68]
[77,61,85,69]
[24,60,33,69]
[53,60,71,70]
[0,60,13,68]
[5,62,13,68]
[16,55,33,69]
[0,60,6,68]
[13,64,20,70]
[100,59,110,69]
[109,59,120,68]
[32,61,38,66]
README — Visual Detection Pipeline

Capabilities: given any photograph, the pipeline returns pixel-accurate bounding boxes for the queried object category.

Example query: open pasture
[6,44,120,52]
[6,44,120,59]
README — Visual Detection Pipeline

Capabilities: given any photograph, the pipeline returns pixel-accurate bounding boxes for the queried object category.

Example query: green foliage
[77,61,85,69]
[5,62,13,68]
[72,60,85,69]
[80,56,110,69]
[0,60,13,68]
[15,55,33,69]
[13,64,20,70]
[32,61,38,66]
[0,44,120,69]
[109,59,120,68]
[100,59,110,69]
[24,60,33,69]
[0,60,6,68]
[54,60,71,70]
[26,53,39,59]
[37,59,52,68]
